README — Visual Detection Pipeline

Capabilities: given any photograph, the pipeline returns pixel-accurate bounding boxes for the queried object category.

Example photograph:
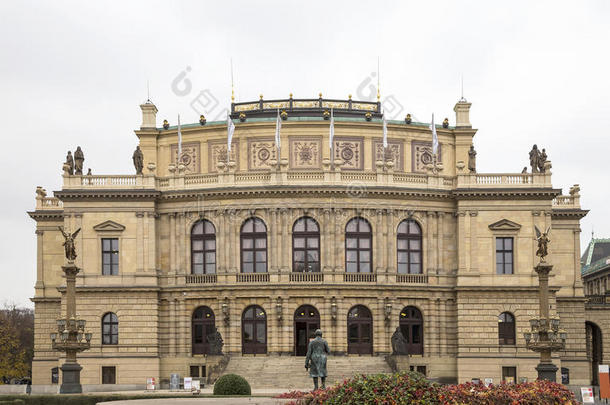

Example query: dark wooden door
[294,305,320,356]
[242,306,267,354]
[347,305,373,354]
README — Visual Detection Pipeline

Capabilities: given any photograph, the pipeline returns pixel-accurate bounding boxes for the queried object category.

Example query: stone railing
[236,273,270,283]
[396,274,428,284]
[456,173,552,188]
[186,274,217,284]
[289,272,324,283]
[36,196,63,210]
[586,295,608,305]
[552,194,581,209]
[62,174,156,189]
[344,273,377,283]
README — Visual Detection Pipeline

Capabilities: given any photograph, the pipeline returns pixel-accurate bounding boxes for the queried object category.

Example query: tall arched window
[399,306,423,354]
[347,305,373,354]
[345,218,372,273]
[242,305,267,354]
[293,217,320,272]
[397,219,422,274]
[191,219,216,274]
[498,312,516,345]
[241,218,267,273]
[192,306,215,355]
[102,312,118,345]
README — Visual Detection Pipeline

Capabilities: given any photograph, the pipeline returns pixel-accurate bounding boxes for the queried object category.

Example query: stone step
[221,355,392,389]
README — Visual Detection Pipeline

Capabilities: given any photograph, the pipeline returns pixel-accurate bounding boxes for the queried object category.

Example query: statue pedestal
[535,361,558,382]
[60,362,83,393]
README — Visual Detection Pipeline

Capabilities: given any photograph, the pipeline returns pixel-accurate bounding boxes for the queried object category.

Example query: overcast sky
[1,1,608,307]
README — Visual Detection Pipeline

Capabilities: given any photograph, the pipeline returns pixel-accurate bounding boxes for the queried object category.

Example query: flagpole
[177,114,182,164]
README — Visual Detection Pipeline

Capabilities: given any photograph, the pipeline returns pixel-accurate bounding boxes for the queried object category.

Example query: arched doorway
[242,305,267,354]
[347,305,373,354]
[586,321,603,385]
[294,305,320,356]
[192,306,215,355]
[399,306,423,355]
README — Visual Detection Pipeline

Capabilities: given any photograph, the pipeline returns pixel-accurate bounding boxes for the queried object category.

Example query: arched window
[242,305,267,354]
[498,312,516,345]
[397,220,422,274]
[399,306,423,355]
[345,218,372,273]
[293,217,320,272]
[102,312,118,345]
[191,219,216,274]
[192,306,215,355]
[240,218,267,273]
[347,305,373,354]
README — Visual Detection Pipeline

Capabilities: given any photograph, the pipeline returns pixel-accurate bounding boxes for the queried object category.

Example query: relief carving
[248,139,277,170]
[208,140,239,172]
[171,142,200,173]
[372,138,403,171]
[289,137,322,169]
[411,141,442,173]
[334,137,363,170]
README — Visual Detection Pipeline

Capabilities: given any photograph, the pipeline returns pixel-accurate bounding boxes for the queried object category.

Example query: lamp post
[523,262,567,382]
[54,227,91,393]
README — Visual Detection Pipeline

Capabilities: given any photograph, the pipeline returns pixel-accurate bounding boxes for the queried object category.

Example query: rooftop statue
[58,226,81,262]
[535,225,551,263]
[74,146,85,175]
[538,148,548,173]
[65,151,74,175]
[468,145,477,173]
[305,329,330,390]
[132,146,144,175]
[529,144,540,173]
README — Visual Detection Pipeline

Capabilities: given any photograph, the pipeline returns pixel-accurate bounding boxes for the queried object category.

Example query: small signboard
[581,387,595,403]
[599,365,610,399]
[170,374,180,390]
[192,380,201,391]
[146,377,156,390]
[484,378,493,387]
[184,377,192,390]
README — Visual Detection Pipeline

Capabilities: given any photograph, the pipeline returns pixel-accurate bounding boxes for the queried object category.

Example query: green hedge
[213,374,251,396]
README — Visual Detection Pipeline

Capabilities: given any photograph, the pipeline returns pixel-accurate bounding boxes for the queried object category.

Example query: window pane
[193,264,204,274]
[294,238,305,248]
[307,238,319,248]
[192,222,203,234]
[361,324,371,342]
[412,325,421,343]
[103,253,111,265]
[243,251,253,263]
[193,253,203,264]
[255,251,266,262]
[194,325,203,343]
[359,251,370,262]
[346,251,357,262]
[359,220,371,232]
[359,238,370,249]
[254,220,266,233]
[410,252,421,264]
[397,222,407,234]
[346,238,357,249]
[360,262,371,273]
[307,250,319,262]
[409,222,420,234]
[103,264,110,275]
[505,252,513,264]
[243,263,253,273]
[205,240,215,250]
[346,262,357,273]
[397,252,408,264]
[111,239,118,250]
[505,263,513,274]
[256,324,266,343]
[102,239,110,251]
[307,219,318,231]
[409,240,421,250]
[398,263,407,274]
[496,238,504,250]
[205,263,216,274]
[294,251,305,262]
[204,221,215,234]
[243,323,253,342]
[255,262,266,273]
[294,220,305,232]
[294,262,305,272]
[505,238,513,250]
[348,324,358,342]
[111,252,119,265]
[242,238,253,249]
[346,220,357,232]
[192,240,204,251]
[255,238,266,248]
[205,252,215,264]
[410,263,421,274]
[496,252,504,264]
[243,220,253,233]
[397,239,408,250]
[244,308,253,318]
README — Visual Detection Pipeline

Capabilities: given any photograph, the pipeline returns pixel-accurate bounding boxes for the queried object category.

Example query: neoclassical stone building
[29,95,595,389]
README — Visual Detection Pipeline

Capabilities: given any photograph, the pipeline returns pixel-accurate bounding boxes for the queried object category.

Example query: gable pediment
[93,220,126,232]
[488,219,521,231]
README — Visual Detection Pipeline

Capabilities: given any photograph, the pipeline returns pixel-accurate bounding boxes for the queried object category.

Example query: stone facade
[28,97,596,389]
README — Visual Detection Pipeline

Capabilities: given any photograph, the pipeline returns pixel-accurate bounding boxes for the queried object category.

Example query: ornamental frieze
[372,138,403,171]
[289,137,322,169]
[248,139,277,170]
[171,142,200,173]
[411,141,442,173]
[208,140,239,172]
[334,137,363,170]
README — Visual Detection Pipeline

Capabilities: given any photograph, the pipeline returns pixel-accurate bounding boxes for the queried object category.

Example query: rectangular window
[190,366,200,378]
[102,238,119,275]
[51,367,59,384]
[416,366,427,376]
[496,237,514,275]
[502,366,516,383]
[102,366,116,384]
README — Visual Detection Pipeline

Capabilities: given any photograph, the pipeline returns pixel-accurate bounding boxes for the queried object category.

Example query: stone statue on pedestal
[305,329,330,390]
[529,145,540,173]
[74,147,84,175]
[206,327,224,355]
[391,327,409,355]
[538,148,548,173]
[535,225,551,262]
[65,151,74,175]
[58,226,81,262]
[468,145,477,173]
[133,146,144,175]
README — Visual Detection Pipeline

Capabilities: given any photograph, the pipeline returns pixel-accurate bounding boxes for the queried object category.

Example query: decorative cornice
[54,190,160,200]
[93,220,126,232]
[27,210,64,222]
[453,188,561,200]
[488,218,522,231]
[551,209,589,219]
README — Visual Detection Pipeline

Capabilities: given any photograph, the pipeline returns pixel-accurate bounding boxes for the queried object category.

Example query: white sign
[184,377,192,390]
[581,387,595,403]
[146,377,155,390]
[600,364,609,373]
[484,378,493,387]
[192,380,201,391]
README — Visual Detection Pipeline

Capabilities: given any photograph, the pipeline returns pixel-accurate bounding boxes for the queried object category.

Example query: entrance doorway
[192,306,216,355]
[294,305,320,356]
[347,305,373,354]
[242,305,267,354]
[586,321,603,385]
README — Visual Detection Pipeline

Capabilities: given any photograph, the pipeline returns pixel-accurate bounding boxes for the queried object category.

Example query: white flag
[430,113,438,155]
[177,114,182,161]
[329,108,335,151]
[382,113,388,148]
[227,113,235,154]
[275,109,281,152]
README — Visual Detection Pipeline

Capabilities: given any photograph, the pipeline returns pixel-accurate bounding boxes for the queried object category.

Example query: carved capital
[455,211,466,217]
[135,212,145,218]
[531,211,541,216]
[469,211,478,217]
[35,230,44,236]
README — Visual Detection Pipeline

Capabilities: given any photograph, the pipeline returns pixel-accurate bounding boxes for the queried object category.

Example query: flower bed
[277,372,579,405]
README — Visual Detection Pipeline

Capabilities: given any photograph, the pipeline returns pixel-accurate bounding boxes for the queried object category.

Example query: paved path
[97,398,292,405]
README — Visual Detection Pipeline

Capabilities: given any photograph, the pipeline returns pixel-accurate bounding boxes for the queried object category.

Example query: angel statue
[534,225,551,262]
[58,226,81,261]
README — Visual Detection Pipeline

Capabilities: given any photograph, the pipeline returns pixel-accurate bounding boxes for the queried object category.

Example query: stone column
[436,298,442,356]
[573,228,584,290]
[375,210,383,273]
[437,212,444,273]
[424,299,432,357]
[271,209,278,271]
[333,210,341,271]
[169,213,176,274]
[323,210,331,270]
[35,230,45,290]
[178,213,186,274]
[456,211,467,274]
[388,210,396,273]
[180,299,188,354]
[136,212,145,273]
[281,209,289,270]
[147,213,157,272]
[169,299,176,355]
[441,298,448,356]
[469,211,478,274]
[426,212,435,274]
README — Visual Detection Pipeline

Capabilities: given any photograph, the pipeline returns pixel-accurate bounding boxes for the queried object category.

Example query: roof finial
[230,58,235,102]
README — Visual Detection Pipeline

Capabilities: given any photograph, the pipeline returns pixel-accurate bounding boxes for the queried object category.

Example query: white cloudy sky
[0,1,608,307]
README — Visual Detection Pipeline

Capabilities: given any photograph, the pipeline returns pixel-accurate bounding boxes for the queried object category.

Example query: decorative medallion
[171,142,200,173]
[334,137,363,170]
[372,139,403,171]
[289,137,322,169]
[208,140,239,172]
[411,141,442,173]
[248,139,277,170]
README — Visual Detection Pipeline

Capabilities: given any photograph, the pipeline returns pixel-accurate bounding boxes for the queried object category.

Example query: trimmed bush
[213,373,251,396]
